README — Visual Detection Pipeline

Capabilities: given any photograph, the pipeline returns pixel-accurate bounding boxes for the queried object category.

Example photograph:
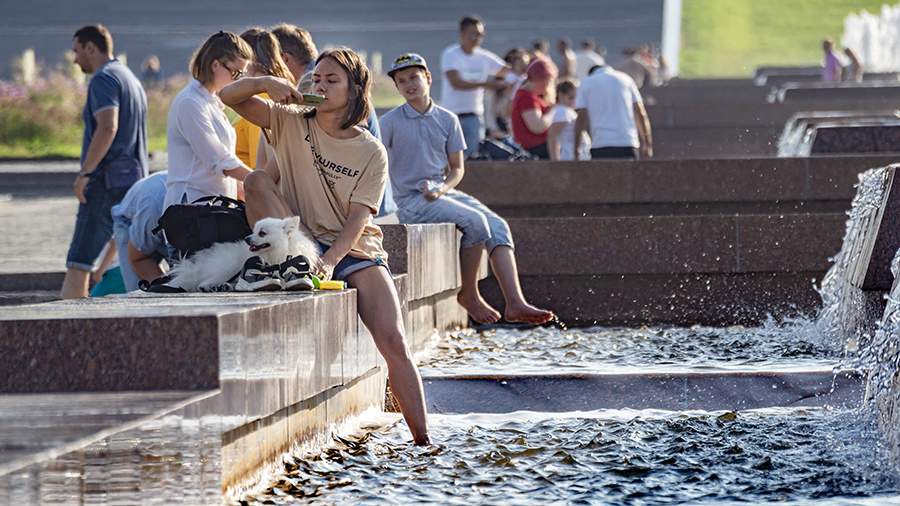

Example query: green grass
[372,74,405,110]
[2,72,402,159]
[680,0,889,77]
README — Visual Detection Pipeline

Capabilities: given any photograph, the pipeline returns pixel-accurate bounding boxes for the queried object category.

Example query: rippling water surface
[422,321,839,374]
[243,408,899,505]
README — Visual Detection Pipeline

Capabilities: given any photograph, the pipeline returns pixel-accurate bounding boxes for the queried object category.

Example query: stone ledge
[382,223,461,300]
[781,86,900,103]
[505,214,844,276]
[648,102,894,129]
[480,272,823,326]
[423,370,863,413]
[462,156,897,210]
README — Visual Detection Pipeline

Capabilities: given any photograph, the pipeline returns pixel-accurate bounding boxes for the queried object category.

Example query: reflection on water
[244,408,899,505]
[0,414,225,505]
[422,319,839,374]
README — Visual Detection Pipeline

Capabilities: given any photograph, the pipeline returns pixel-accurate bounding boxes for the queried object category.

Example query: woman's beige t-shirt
[267,102,388,261]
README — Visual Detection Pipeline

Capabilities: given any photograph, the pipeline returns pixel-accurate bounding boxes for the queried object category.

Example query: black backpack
[153,195,251,258]
[477,138,538,161]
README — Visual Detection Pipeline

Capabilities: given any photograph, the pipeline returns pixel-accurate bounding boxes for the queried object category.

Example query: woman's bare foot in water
[504,302,554,324]
[457,292,501,324]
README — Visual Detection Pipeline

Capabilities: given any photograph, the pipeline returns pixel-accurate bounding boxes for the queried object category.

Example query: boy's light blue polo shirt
[379,102,467,199]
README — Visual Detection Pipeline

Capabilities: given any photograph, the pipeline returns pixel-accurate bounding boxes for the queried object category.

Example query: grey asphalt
[0,195,76,274]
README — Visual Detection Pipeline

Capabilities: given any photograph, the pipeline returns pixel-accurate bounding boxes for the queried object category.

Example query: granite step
[0,290,58,306]
[422,369,863,414]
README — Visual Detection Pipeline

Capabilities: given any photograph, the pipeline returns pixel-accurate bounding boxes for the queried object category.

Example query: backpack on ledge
[153,195,252,258]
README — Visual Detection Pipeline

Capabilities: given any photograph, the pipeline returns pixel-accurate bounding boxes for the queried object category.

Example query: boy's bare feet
[457,292,501,324]
[504,302,554,324]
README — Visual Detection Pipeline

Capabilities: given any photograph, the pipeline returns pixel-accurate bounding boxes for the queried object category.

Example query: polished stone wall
[0,223,467,496]
[460,156,896,325]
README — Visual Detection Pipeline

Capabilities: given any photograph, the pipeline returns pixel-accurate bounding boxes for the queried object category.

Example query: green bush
[0,71,184,158]
[0,69,403,158]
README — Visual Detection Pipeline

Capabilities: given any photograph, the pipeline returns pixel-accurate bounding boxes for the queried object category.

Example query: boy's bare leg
[489,246,554,324]
[457,243,501,324]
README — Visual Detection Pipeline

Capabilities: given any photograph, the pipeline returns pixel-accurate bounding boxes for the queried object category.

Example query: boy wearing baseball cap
[380,53,554,326]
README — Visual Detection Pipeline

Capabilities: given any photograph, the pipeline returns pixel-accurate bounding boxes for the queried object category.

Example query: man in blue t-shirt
[380,53,553,326]
[61,25,149,299]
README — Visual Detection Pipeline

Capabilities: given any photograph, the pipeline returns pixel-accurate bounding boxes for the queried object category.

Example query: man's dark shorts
[590,146,638,160]
[66,179,128,271]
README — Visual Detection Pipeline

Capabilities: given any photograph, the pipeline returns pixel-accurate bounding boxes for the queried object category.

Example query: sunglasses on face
[221,61,244,80]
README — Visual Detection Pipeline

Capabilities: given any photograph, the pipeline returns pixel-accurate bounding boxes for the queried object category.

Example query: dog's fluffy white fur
[167,216,320,291]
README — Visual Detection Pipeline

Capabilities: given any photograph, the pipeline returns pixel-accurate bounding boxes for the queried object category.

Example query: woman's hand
[264,76,303,104]
[315,250,341,281]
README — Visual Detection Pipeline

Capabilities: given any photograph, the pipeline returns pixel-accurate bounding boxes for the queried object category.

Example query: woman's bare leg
[347,265,429,444]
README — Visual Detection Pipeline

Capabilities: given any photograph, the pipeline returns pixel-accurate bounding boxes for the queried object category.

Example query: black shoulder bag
[153,195,252,258]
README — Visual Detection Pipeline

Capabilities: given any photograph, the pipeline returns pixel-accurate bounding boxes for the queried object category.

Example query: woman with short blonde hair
[164,31,253,208]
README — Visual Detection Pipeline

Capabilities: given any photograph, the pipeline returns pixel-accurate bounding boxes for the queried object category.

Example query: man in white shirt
[574,65,653,160]
[574,40,606,81]
[441,15,509,158]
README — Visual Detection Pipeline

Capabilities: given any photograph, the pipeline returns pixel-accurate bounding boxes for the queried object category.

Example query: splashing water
[816,167,893,352]
[819,164,900,464]
[423,319,839,375]
[242,409,900,505]
[847,246,900,464]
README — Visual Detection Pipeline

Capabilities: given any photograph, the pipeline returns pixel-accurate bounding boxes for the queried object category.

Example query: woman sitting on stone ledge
[219,48,430,445]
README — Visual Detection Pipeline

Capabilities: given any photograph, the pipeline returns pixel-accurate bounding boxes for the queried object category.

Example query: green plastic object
[302,93,325,105]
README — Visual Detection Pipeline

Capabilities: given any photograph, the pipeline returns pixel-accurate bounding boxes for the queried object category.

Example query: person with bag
[220,47,430,445]
[61,25,149,299]
[164,31,254,209]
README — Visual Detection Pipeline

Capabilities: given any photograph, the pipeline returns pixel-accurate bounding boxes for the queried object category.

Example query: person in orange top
[234,27,296,169]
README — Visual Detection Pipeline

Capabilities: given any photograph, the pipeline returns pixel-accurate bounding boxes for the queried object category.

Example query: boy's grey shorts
[396,189,513,252]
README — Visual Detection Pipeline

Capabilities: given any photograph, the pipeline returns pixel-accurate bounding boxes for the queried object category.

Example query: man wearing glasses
[61,25,148,299]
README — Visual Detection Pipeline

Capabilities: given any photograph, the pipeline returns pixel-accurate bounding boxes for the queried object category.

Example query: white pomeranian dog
[166,216,320,292]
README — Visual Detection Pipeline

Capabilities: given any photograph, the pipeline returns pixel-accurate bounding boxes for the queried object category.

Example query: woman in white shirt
[165,31,254,208]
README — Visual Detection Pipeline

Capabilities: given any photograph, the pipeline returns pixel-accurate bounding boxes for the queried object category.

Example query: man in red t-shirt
[510,57,557,159]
